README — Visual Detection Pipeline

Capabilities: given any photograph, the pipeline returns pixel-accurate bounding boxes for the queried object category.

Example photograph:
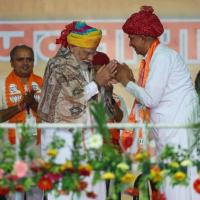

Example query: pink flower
[0,169,4,179]
[14,160,28,178]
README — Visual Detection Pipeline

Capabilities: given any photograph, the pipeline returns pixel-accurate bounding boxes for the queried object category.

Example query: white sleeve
[84,81,99,101]
[126,53,171,108]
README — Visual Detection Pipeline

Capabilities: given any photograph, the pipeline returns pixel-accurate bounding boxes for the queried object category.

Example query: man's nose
[23,58,29,64]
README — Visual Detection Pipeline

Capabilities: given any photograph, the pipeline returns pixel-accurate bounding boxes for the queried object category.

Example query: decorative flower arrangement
[0,102,199,200]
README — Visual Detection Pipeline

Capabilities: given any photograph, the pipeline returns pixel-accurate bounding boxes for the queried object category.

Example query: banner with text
[0,19,200,68]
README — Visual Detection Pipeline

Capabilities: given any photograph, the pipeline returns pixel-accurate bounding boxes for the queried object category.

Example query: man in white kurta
[115,5,200,200]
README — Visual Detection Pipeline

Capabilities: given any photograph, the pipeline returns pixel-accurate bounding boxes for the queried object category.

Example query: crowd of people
[0,5,199,200]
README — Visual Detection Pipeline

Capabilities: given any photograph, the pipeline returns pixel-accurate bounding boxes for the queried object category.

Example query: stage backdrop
[0,0,200,108]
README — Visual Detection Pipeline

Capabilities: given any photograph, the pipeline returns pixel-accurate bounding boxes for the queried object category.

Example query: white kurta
[126,44,200,200]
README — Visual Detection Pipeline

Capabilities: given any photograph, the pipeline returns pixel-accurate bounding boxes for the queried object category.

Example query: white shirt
[126,43,199,150]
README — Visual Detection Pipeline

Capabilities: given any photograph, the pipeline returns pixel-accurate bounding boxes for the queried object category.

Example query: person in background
[0,45,43,200]
[114,5,199,200]
[92,51,128,147]
[37,21,117,200]
[92,51,128,200]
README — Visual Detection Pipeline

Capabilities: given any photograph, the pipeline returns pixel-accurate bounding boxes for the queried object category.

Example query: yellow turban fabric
[67,22,102,49]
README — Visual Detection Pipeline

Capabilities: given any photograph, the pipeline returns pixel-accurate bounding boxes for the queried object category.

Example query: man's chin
[17,73,32,78]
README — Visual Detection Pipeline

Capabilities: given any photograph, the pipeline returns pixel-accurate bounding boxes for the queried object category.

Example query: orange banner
[0,19,200,66]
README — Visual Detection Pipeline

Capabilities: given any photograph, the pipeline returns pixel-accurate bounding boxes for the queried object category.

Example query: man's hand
[95,60,118,87]
[115,63,135,86]
[23,90,38,112]
[23,90,37,106]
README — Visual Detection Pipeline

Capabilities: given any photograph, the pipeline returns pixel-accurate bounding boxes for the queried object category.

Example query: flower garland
[0,102,199,200]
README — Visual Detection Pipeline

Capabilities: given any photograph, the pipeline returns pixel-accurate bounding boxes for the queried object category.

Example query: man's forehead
[129,34,136,38]
[15,48,32,55]
[128,34,142,40]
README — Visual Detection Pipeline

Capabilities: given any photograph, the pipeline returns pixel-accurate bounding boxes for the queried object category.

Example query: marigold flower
[102,172,115,180]
[47,149,58,157]
[150,166,163,183]
[42,162,52,170]
[78,164,92,176]
[193,178,200,193]
[133,152,149,162]
[121,172,135,183]
[117,163,129,171]
[77,181,88,191]
[168,161,179,168]
[14,160,28,178]
[38,177,53,191]
[60,161,74,172]
[173,171,186,181]
[134,153,143,161]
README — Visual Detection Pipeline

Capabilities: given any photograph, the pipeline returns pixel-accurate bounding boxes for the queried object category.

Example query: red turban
[122,6,164,37]
[92,51,110,66]
[56,21,77,47]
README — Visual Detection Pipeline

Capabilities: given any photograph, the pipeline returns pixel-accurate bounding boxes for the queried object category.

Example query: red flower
[193,178,200,193]
[30,163,41,173]
[121,131,133,151]
[78,165,92,176]
[15,185,24,192]
[152,191,166,200]
[77,181,88,191]
[86,191,97,199]
[0,186,9,196]
[37,177,53,191]
[7,175,18,181]
[45,173,62,183]
[124,188,139,196]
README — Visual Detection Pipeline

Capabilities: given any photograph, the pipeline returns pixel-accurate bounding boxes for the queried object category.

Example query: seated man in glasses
[0,45,43,200]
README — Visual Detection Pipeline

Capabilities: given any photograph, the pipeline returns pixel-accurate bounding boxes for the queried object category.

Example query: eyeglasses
[14,57,34,62]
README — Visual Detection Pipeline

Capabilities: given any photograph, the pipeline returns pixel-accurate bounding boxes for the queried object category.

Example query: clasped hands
[18,90,37,111]
[94,60,135,87]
